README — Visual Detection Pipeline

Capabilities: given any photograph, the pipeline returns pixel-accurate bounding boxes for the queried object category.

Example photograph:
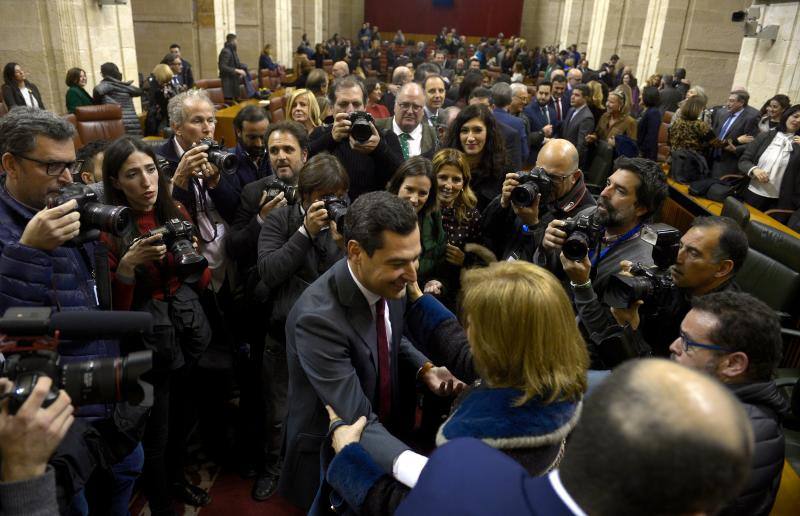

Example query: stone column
[0,0,139,115]
[236,0,294,72]
[521,0,565,49]
[196,0,236,80]
[585,0,648,71]
[559,0,595,52]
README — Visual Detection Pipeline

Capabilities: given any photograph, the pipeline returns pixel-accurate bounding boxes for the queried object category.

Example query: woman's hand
[325,405,367,454]
[117,234,167,279]
[752,168,770,183]
[445,244,465,266]
[423,280,443,296]
[585,133,597,144]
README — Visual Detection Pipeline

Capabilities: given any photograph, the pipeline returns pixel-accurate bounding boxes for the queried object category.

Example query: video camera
[604,225,681,310]
[561,213,603,261]
[510,167,553,207]
[0,307,154,414]
[264,178,299,205]
[46,184,131,244]
[197,137,238,175]
[348,111,375,143]
[136,218,207,279]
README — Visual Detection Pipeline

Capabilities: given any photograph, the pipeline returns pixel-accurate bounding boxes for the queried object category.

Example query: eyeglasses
[13,154,82,177]
[533,166,574,184]
[679,331,727,353]
[397,102,424,112]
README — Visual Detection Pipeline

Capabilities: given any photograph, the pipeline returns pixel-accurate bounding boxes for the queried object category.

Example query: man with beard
[482,139,595,261]
[523,81,558,161]
[225,121,309,500]
[536,157,669,298]
[228,105,272,194]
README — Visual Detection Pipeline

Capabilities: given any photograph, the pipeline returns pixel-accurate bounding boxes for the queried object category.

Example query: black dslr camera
[0,307,154,414]
[604,225,681,310]
[139,218,207,279]
[264,178,299,205]
[561,213,603,261]
[198,137,238,175]
[46,184,131,244]
[510,168,553,207]
[322,195,348,229]
[156,156,175,181]
[348,111,375,143]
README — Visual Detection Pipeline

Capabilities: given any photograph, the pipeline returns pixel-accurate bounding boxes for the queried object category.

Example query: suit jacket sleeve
[575,114,593,163]
[373,131,404,183]
[309,125,338,156]
[207,174,240,225]
[738,131,771,176]
[185,64,195,88]
[225,185,262,259]
[219,48,237,75]
[257,207,313,288]
[1,85,20,108]
[294,312,410,473]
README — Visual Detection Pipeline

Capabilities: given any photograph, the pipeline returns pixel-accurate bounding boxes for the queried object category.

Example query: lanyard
[588,224,642,267]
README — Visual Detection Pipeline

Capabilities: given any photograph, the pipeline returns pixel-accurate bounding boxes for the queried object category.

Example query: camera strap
[589,223,642,268]
[92,242,112,310]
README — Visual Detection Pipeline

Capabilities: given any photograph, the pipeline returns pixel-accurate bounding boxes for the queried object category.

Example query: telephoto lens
[198,137,238,175]
[348,111,375,143]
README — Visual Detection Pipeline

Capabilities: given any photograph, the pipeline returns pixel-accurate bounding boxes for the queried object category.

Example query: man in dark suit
[658,74,683,114]
[374,82,438,159]
[550,75,570,125]
[422,74,449,132]
[389,359,754,515]
[169,43,195,89]
[491,82,528,165]
[469,87,522,171]
[218,33,254,102]
[280,192,462,511]
[710,89,760,178]
[561,84,595,169]
[523,81,558,163]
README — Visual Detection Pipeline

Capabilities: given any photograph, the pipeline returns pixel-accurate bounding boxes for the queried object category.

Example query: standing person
[637,86,662,161]
[93,62,142,136]
[162,53,189,94]
[375,82,439,159]
[757,94,790,134]
[144,64,179,137]
[218,33,255,103]
[622,72,641,117]
[560,84,595,169]
[710,90,760,178]
[587,90,637,151]
[287,88,323,134]
[2,62,44,109]
[668,96,715,153]
[65,67,93,114]
[169,44,194,89]
[101,136,212,514]
[364,77,390,120]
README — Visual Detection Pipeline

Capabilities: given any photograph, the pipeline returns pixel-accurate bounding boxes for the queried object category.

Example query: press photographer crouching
[255,153,349,499]
[594,216,748,365]
[0,107,149,513]
[482,138,595,261]
[101,136,213,514]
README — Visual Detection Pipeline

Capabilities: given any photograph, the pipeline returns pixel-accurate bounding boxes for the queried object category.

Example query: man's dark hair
[690,216,749,274]
[490,82,512,108]
[306,69,328,96]
[612,156,668,220]
[422,74,445,92]
[778,104,800,133]
[161,53,180,65]
[169,43,181,50]
[692,292,782,382]
[610,54,620,61]
[298,153,349,204]
[75,139,109,180]
[331,75,367,105]
[233,104,269,132]
[0,106,74,156]
[641,86,660,108]
[226,33,237,44]
[731,89,750,106]
[573,83,590,99]
[458,71,484,102]
[100,62,122,81]
[414,62,440,83]
[551,74,567,85]
[468,86,492,102]
[560,359,753,516]
[536,79,552,90]
[343,191,418,256]
[662,74,674,86]
[264,120,309,152]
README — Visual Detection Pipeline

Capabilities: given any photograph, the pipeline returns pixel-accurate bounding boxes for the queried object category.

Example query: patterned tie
[375,298,392,423]
[399,132,411,160]
[555,100,562,122]
[429,114,439,127]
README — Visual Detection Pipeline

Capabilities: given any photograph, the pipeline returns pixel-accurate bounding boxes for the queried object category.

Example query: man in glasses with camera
[482,138,595,261]
[669,291,787,516]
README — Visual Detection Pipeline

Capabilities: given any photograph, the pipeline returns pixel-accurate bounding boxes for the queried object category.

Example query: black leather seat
[721,196,750,229]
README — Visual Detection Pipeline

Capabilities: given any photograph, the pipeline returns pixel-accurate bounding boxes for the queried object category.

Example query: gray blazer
[279,258,428,510]
[374,117,438,158]
[562,106,595,168]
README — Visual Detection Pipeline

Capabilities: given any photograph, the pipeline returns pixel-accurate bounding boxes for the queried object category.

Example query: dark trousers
[743,188,778,212]
[142,372,172,513]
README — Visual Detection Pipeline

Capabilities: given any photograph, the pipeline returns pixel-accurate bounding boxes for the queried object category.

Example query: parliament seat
[73,104,125,145]
[62,113,83,150]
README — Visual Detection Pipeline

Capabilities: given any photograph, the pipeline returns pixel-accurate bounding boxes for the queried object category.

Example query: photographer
[0,377,74,516]
[309,75,403,200]
[482,138,595,261]
[255,153,349,500]
[101,136,212,513]
[228,104,272,192]
[592,216,748,365]
[0,107,143,514]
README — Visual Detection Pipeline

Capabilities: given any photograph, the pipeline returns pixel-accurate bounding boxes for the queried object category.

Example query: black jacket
[1,81,45,110]
[739,129,800,212]
[720,381,788,516]
[93,77,142,136]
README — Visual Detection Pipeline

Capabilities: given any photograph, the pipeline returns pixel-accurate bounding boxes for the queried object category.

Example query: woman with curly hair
[442,103,508,211]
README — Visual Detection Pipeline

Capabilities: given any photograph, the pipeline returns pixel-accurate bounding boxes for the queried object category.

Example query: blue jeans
[69,443,145,516]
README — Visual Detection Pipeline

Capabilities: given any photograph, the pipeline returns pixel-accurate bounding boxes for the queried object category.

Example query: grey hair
[0,106,74,155]
[490,82,512,108]
[510,83,528,96]
[689,85,708,105]
[168,89,214,127]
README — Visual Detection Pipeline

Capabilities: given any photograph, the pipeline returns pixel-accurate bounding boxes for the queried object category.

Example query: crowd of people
[0,21,795,516]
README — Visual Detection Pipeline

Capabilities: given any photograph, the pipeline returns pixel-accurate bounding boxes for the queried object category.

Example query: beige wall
[585,0,648,71]
[0,0,139,115]
[559,0,594,52]
[521,0,565,49]
[236,0,293,71]
[733,1,800,109]
[324,0,364,43]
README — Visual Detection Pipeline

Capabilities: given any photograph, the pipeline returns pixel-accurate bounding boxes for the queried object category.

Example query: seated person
[670,292,788,516]
[328,359,754,516]
[325,261,589,514]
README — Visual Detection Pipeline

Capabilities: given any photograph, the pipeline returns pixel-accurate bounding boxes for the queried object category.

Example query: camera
[561,213,603,261]
[348,111,375,143]
[156,156,175,181]
[264,178,299,205]
[46,184,131,244]
[322,195,348,229]
[0,307,154,414]
[198,137,238,175]
[604,225,681,309]
[510,168,553,207]
[140,218,207,279]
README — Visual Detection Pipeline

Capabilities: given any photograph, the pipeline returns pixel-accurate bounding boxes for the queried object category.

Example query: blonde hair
[461,261,589,405]
[587,81,605,110]
[152,64,173,86]
[288,88,322,128]
[432,148,477,224]
[613,85,632,114]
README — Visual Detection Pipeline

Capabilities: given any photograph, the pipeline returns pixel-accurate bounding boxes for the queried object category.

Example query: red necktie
[375,298,392,423]
[555,99,562,121]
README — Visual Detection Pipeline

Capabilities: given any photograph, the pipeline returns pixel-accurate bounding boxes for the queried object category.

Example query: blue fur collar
[436,386,582,449]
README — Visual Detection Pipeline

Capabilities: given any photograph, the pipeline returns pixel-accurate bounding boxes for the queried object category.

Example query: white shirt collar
[173,137,187,158]
[347,260,381,308]
[392,118,423,140]
[548,470,587,516]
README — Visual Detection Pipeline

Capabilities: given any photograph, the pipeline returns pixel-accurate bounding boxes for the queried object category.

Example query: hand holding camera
[117,233,168,279]
[542,219,568,251]
[304,200,330,237]
[19,200,81,251]
[259,190,286,220]
[331,112,353,142]
[172,144,214,189]
[348,112,379,154]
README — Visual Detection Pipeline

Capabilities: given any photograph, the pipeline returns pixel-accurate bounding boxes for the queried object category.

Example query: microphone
[0,307,152,339]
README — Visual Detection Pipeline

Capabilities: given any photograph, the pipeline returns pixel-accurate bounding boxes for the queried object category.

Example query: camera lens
[510,182,539,207]
[604,274,651,309]
[217,153,239,174]
[170,238,208,278]
[83,202,131,236]
[563,232,590,261]
[59,351,153,407]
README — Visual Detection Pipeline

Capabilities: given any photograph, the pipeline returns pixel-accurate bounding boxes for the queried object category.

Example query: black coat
[93,77,142,136]
[1,81,45,110]
[218,44,244,99]
[720,381,788,516]
[738,129,800,212]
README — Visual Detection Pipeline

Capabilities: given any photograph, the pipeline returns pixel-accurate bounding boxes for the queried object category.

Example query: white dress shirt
[392,119,423,157]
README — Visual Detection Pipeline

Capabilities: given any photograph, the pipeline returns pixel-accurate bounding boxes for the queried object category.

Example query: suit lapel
[334,259,379,372]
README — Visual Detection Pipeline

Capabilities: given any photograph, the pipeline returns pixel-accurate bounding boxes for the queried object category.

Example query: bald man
[381,66,412,116]
[374,82,438,159]
[332,61,349,79]
[328,359,754,515]
[482,138,596,261]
